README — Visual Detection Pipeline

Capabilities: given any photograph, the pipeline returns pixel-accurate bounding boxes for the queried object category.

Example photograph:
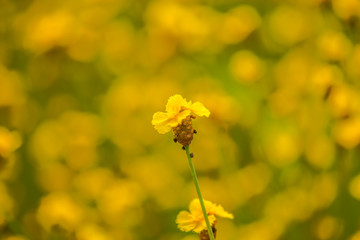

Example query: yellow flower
[176,199,233,233]
[152,94,210,134]
[36,192,84,231]
[0,127,21,159]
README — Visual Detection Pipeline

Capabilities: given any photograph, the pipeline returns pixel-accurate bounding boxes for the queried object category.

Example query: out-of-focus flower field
[1,0,360,239]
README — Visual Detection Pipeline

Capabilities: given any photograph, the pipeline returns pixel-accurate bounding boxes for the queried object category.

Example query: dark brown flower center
[199,225,217,240]
[172,115,195,146]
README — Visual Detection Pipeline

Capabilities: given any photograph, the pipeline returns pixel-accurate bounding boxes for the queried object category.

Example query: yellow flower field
[1,0,360,239]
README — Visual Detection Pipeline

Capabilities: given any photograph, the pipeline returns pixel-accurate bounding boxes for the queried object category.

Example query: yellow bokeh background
[1,0,360,239]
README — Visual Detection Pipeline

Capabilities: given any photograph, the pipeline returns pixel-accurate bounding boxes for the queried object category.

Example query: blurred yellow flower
[332,0,360,20]
[151,94,210,134]
[351,231,360,240]
[317,31,352,62]
[229,50,264,84]
[176,199,233,233]
[218,5,261,45]
[36,192,84,231]
[349,173,360,200]
[316,215,340,240]
[76,223,110,240]
[0,127,21,159]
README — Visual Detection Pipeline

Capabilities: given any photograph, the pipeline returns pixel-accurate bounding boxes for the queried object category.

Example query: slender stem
[185,145,215,240]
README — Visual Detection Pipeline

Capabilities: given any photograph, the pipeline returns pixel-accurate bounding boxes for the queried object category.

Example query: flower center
[173,115,195,146]
[199,225,217,240]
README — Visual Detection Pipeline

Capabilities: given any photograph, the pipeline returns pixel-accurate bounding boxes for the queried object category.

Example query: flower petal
[152,112,172,134]
[210,204,234,219]
[151,112,169,125]
[189,199,214,216]
[189,102,210,117]
[176,211,198,232]
[161,109,192,128]
[192,215,216,233]
[154,124,172,134]
[189,199,202,215]
[189,199,234,220]
[166,95,187,115]
[176,210,217,233]
[175,109,191,124]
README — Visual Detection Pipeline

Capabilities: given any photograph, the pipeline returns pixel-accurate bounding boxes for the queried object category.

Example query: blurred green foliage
[1,0,360,239]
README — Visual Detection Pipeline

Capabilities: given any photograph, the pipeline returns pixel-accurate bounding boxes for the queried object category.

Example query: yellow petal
[154,124,172,134]
[152,112,172,134]
[164,109,191,128]
[151,112,169,126]
[176,210,217,233]
[189,199,202,216]
[189,199,234,220]
[166,95,187,115]
[193,215,216,233]
[189,102,210,117]
[189,199,214,216]
[176,211,198,232]
[175,109,191,124]
[210,204,234,219]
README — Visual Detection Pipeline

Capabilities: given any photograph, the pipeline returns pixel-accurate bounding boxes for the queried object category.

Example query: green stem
[185,145,215,240]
